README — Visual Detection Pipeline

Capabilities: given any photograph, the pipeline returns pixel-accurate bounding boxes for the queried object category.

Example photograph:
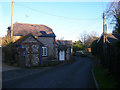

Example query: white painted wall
[59,50,65,61]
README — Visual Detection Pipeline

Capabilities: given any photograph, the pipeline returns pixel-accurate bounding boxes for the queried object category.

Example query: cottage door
[22,45,31,67]
[59,50,65,61]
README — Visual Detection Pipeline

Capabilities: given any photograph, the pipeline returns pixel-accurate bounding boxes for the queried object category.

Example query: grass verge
[93,64,118,88]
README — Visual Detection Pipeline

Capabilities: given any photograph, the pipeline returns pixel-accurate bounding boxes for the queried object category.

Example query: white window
[42,47,47,56]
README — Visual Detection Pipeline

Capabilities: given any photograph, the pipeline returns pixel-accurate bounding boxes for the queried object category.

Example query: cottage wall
[55,48,58,60]
[13,35,56,60]
[38,37,55,60]
[66,48,70,60]
[66,47,72,60]
[19,35,42,67]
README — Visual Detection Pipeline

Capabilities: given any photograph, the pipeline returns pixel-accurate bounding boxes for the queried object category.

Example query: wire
[13,2,103,35]
[15,2,101,21]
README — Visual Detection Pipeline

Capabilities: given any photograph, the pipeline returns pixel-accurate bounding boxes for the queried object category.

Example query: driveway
[3,56,96,88]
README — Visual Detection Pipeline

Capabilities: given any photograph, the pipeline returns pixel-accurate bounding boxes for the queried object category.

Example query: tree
[91,40,98,56]
[79,31,99,49]
[73,40,84,52]
[79,32,87,45]
[113,15,120,33]
[2,35,12,46]
[56,37,64,40]
[106,0,120,33]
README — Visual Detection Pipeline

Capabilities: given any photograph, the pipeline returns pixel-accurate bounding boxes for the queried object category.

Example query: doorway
[59,50,65,61]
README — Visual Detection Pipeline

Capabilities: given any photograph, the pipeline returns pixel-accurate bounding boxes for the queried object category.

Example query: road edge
[92,70,99,90]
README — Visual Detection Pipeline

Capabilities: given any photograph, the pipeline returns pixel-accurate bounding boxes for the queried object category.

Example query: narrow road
[3,56,96,88]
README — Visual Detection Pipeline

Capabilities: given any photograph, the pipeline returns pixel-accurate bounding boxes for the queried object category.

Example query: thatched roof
[8,23,56,37]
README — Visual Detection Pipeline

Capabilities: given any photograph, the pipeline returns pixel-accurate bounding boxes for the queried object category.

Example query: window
[42,47,47,56]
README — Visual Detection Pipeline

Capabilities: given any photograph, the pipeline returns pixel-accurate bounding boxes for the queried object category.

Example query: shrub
[91,40,98,56]
[2,45,18,66]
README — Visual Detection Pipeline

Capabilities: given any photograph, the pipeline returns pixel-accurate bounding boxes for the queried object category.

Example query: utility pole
[103,12,105,34]
[103,12,108,67]
[103,12,107,45]
[103,12,106,59]
[11,0,14,42]
[103,12,106,45]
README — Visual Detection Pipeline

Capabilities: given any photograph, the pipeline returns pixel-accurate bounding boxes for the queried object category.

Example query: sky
[0,0,113,41]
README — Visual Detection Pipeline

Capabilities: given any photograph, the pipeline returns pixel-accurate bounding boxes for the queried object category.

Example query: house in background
[97,33,120,55]
[55,40,73,61]
[86,48,91,53]
[97,33,120,64]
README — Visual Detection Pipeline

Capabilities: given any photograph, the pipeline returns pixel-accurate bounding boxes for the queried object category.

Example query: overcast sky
[0,0,113,41]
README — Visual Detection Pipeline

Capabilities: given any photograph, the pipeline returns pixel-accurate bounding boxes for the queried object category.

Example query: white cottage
[55,40,73,61]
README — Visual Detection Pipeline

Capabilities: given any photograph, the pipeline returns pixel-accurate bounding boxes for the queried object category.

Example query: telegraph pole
[103,12,105,34]
[11,0,14,42]
[103,12,107,46]
[103,12,106,45]
[103,12,106,58]
[103,12,108,67]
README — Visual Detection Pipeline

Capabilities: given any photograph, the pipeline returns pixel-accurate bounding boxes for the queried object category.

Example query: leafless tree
[105,0,120,33]
[2,35,12,46]
[79,31,99,49]
[57,37,64,40]
[79,32,87,45]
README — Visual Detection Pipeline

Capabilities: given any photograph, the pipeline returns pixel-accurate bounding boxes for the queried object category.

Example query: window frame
[42,46,48,56]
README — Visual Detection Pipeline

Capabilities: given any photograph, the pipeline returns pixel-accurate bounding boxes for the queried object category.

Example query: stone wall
[66,48,70,60]
[55,48,58,59]
[13,35,56,61]
[38,37,55,60]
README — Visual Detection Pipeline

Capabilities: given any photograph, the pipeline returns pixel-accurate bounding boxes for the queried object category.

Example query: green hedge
[91,40,98,56]
[2,46,18,66]
[97,40,120,81]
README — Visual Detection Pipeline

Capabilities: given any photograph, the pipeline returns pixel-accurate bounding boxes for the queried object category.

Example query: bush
[91,40,98,56]
[113,40,120,48]
[94,64,118,88]
[2,46,18,66]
